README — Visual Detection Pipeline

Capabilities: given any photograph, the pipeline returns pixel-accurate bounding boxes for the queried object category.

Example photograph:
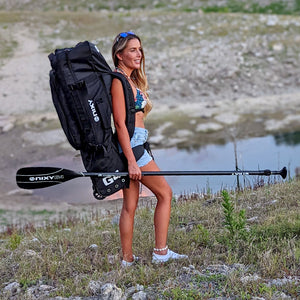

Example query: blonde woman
[111,31,188,266]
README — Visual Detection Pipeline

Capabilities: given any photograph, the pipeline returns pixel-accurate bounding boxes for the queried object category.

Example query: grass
[1,0,300,15]
[202,0,296,15]
[0,209,58,227]
[0,179,299,298]
[0,30,18,62]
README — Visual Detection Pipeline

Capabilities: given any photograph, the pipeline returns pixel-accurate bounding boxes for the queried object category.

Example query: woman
[111,31,188,266]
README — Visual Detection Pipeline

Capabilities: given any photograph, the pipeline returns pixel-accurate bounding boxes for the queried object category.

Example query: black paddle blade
[16,167,82,189]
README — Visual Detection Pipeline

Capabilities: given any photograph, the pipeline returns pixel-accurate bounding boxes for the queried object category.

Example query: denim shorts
[119,127,153,167]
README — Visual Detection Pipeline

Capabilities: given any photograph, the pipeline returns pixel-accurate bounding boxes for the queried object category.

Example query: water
[153,132,300,195]
[35,131,300,203]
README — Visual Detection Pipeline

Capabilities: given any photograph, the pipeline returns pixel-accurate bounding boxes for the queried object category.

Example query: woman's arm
[111,78,141,181]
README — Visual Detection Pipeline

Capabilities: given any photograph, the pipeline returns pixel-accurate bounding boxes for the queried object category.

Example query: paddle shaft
[81,168,286,178]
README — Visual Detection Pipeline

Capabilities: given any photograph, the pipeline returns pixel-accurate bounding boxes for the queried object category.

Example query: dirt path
[0,25,51,115]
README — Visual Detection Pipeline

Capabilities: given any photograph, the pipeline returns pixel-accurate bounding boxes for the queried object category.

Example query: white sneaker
[152,249,188,264]
[121,255,139,267]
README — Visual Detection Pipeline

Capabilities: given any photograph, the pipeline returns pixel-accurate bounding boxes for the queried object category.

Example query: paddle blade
[16,167,82,189]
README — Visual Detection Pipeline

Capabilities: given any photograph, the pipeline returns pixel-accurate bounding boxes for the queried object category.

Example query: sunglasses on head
[116,31,135,42]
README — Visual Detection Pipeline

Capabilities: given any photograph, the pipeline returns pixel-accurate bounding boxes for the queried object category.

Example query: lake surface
[154,131,300,195]
[35,131,300,203]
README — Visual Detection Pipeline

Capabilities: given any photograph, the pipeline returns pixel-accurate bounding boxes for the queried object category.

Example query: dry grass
[0,3,299,298]
[0,179,299,298]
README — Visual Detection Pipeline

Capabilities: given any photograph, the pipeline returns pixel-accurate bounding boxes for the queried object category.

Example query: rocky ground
[0,9,300,216]
[3,263,298,299]
[0,5,300,299]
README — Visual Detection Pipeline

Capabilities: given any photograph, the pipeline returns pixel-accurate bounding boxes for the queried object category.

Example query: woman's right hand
[128,161,142,181]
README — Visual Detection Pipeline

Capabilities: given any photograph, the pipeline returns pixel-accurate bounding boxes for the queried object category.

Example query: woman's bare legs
[119,179,140,262]
[119,160,172,261]
[141,160,172,255]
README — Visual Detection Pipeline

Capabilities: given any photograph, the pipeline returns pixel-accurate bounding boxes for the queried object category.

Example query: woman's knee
[121,201,138,217]
[156,183,172,204]
[121,181,139,215]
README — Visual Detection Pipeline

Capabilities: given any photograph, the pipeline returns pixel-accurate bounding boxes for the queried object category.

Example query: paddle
[16,166,287,190]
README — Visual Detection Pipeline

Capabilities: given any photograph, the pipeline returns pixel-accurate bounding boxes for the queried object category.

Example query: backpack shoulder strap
[112,72,136,139]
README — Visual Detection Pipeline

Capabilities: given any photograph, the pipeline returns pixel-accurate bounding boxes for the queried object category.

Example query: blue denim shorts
[119,127,153,167]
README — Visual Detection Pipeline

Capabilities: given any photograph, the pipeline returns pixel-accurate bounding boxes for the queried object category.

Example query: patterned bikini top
[135,88,147,113]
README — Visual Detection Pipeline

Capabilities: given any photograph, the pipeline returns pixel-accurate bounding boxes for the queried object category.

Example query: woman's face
[117,38,143,70]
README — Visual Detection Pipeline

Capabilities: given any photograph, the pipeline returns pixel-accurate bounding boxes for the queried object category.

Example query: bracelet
[153,245,168,252]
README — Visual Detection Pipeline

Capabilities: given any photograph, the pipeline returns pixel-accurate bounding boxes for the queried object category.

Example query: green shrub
[8,233,22,250]
[222,190,247,240]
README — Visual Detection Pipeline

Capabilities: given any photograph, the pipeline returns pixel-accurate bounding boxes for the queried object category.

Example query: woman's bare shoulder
[111,77,124,94]
[111,77,122,87]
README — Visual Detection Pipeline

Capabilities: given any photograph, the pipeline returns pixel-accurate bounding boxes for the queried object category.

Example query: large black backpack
[48,41,136,199]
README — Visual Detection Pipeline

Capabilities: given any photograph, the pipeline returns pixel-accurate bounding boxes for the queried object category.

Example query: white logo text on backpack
[88,99,100,122]
[102,170,121,186]
[103,175,121,186]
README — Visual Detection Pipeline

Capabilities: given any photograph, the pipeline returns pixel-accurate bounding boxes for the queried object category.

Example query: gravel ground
[0,4,300,299]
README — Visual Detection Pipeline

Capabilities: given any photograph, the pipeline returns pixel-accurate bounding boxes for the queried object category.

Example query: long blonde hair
[112,32,152,117]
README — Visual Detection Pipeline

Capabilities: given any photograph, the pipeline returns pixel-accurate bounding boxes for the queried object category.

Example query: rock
[23,249,39,257]
[3,282,21,297]
[111,214,120,226]
[247,216,259,223]
[107,254,117,264]
[240,274,261,283]
[132,291,148,300]
[181,265,203,276]
[89,244,99,250]
[165,137,186,147]
[0,116,16,133]
[176,129,193,138]
[188,25,196,31]
[214,113,239,125]
[25,284,56,299]
[88,280,102,295]
[6,189,33,196]
[272,43,284,52]
[101,231,112,239]
[271,291,292,299]
[196,122,223,132]
[204,264,231,275]
[267,276,300,287]
[22,129,67,146]
[148,134,164,145]
[203,263,247,276]
[153,121,173,136]
[125,285,144,298]
[266,15,279,26]
[264,115,300,131]
[2,122,14,132]
[267,200,278,205]
[100,283,124,300]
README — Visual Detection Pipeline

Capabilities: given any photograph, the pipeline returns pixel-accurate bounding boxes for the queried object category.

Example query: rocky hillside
[0,0,298,12]
[0,5,299,145]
